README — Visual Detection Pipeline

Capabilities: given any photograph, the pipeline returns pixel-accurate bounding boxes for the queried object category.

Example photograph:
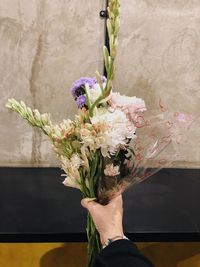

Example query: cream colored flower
[104,164,120,176]
[80,127,96,151]
[70,153,81,169]
[51,119,75,140]
[62,175,80,189]
[61,156,81,190]
[90,108,136,157]
[80,128,92,139]
[80,146,89,170]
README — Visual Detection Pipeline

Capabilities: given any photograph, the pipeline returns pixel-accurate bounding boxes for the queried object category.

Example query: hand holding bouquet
[6,0,193,266]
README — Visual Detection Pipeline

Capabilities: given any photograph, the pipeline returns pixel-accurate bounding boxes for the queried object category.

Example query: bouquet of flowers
[6,0,194,266]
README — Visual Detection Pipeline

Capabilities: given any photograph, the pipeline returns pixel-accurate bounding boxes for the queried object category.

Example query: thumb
[81,198,100,212]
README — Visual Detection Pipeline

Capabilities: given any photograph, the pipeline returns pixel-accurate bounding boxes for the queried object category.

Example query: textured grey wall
[1,0,200,167]
[114,0,200,167]
[1,0,104,166]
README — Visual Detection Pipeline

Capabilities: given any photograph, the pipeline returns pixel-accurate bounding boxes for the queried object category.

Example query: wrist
[100,231,124,246]
[101,234,129,248]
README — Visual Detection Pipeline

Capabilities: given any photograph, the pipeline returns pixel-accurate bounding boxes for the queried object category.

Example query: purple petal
[70,77,96,99]
[76,95,86,108]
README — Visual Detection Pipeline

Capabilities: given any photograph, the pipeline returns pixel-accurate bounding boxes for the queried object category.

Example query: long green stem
[89,0,120,117]
[83,150,102,267]
[87,213,101,267]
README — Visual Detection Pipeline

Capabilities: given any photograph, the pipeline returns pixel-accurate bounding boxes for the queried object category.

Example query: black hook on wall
[99,10,108,18]
[99,0,109,77]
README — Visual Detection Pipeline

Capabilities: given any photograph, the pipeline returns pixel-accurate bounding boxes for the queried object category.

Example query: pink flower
[108,92,146,121]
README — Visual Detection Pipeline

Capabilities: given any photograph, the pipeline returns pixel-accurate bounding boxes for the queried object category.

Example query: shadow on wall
[40,243,87,267]
[40,242,200,267]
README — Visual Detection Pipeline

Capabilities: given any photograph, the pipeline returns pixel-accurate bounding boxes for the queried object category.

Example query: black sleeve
[93,239,155,267]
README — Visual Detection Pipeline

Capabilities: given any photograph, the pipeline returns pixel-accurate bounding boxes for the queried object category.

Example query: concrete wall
[0,0,104,166]
[115,0,200,168]
[1,0,200,167]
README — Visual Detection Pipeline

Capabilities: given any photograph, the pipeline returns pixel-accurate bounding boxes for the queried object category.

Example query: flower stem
[89,0,120,117]
[87,213,101,267]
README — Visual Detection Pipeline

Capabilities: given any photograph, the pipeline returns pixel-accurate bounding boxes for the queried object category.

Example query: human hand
[81,195,124,246]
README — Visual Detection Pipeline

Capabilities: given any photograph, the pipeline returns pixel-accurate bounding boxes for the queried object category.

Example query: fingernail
[86,198,96,202]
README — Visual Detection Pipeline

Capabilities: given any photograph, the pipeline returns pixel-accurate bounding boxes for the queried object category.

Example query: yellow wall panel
[0,243,200,267]
[0,243,87,267]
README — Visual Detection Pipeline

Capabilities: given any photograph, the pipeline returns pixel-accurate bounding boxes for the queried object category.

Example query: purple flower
[70,76,107,99]
[76,95,86,108]
[70,77,96,99]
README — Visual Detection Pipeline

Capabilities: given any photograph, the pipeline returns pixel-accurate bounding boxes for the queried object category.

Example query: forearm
[93,239,155,267]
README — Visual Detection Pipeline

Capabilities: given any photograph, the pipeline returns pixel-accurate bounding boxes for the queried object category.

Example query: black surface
[0,168,200,242]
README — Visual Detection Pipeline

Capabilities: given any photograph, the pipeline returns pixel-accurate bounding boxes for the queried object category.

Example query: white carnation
[90,108,136,157]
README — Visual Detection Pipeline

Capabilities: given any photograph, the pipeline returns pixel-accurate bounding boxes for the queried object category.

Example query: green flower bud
[41,113,49,125]
[103,46,109,72]
[43,125,52,135]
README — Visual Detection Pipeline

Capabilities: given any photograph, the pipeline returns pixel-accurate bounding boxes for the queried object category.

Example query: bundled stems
[86,2,121,263]
[84,151,102,267]
[87,214,101,267]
